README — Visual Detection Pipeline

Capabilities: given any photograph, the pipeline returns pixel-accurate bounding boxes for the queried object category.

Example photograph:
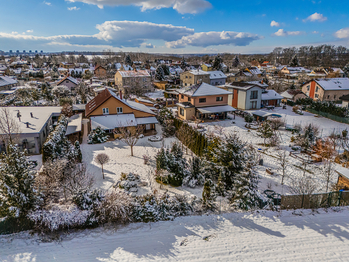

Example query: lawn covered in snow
[1,207,349,261]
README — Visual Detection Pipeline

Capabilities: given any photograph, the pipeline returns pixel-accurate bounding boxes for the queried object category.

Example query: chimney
[261,79,264,84]
[119,90,123,100]
[197,79,202,85]
[30,112,33,118]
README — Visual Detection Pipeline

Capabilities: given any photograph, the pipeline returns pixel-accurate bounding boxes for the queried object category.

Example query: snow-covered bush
[244,114,254,123]
[28,205,93,231]
[88,126,108,144]
[119,173,140,191]
[143,154,150,165]
[73,189,105,211]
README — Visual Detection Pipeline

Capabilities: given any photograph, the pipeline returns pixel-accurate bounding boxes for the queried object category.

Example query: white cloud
[303,12,327,22]
[273,29,304,37]
[270,20,280,27]
[65,0,212,14]
[312,31,319,34]
[144,43,155,48]
[335,28,349,39]
[43,1,52,6]
[166,31,262,48]
[26,30,34,33]
[68,6,80,10]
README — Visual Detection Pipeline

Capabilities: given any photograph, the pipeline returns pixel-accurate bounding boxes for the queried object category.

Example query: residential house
[201,63,212,71]
[59,62,76,69]
[56,75,79,92]
[85,88,158,135]
[0,76,18,90]
[339,94,349,108]
[176,82,234,121]
[223,82,266,110]
[94,65,107,78]
[301,78,349,101]
[207,70,227,86]
[114,69,152,93]
[0,107,61,154]
[279,66,311,76]
[280,89,307,103]
[309,68,345,79]
[180,70,210,87]
[335,167,349,190]
[261,89,283,107]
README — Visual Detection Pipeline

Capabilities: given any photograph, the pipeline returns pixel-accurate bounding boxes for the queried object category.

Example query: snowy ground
[1,207,349,262]
[197,105,349,195]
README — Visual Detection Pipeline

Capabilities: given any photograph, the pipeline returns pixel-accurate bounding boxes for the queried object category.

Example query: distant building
[301,78,349,101]
[114,70,152,92]
[201,63,212,71]
[0,76,18,90]
[56,76,79,91]
[94,65,107,78]
[180,70,210,87]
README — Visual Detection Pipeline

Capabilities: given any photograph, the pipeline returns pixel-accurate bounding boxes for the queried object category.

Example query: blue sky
[0,0,348,53]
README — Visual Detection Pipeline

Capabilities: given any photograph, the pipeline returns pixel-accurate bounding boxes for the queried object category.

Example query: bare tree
[321,161,335,192]
[0,108,21,146]
[118,125,143,156]
[277,151,288,185]
[95,153,110,179]
[176,124,192,154]
[290,175,317,195]
[37,159,93,204]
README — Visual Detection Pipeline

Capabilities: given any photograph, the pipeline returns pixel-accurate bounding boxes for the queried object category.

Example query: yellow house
[201,63,212,71]
[85,88,158,136]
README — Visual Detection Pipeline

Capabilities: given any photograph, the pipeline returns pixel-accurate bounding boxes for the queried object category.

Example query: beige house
[114,69,152,92]
[180,70,210,87]
[176,82,234,121]
[301,78,349,101]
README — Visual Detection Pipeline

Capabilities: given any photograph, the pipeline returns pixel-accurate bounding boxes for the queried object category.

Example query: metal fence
[281,191,349,210]
[306,108,349,125]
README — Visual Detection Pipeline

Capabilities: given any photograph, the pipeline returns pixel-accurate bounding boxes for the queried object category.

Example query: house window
[180,108,184,116]
[315,94,319,98]
[181,94,184,99]
[117,107,123,114]
[186,76,188,78]
[307,85,310,91]
[199,98,206,103]
[102,108,109,114]
[188,97,191,102]
[327,95,330,99]
[315,86,319,92]
[250,91,258,99]
[251,101,257,109]
[189,76,192,79]
[334,95,337,100]
[216,96,223,101]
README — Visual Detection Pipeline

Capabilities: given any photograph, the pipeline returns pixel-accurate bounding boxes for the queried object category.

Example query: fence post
[338,191,342,207]
[301,194,305,209]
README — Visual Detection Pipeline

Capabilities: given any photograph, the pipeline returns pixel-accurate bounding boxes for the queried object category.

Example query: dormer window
[102,108,109,114]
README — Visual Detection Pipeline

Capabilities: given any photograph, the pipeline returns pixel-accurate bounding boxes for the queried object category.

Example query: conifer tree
[289,55,299,67]
[343,63,349,77]
[202,178,216,209]
[155,65,165,81]
[0,144,40,218]
[74,141,82,163]
[232,55,240,67]
[125,54,132,66]
[257,122,274,146]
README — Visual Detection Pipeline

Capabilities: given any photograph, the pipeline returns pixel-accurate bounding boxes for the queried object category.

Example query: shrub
[88,126,108,144]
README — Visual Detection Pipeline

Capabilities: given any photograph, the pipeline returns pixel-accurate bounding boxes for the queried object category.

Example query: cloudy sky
[0,0,349,53]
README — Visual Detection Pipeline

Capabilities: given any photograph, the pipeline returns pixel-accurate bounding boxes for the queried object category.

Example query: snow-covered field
[1,207,349,262]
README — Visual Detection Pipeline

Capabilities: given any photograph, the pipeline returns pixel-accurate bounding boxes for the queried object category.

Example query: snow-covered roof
[0,106,61,135]
[247,67,262,75]
[335,166,349,180]
[91,114,137,130]
[246,81,268,88]
[208,71,227,80]
[177,82,231,97]
[134,117,158,125]
[72,104,86,111]
[66,114,82,136]
[188,69,210,76]
[315,78,349,91]
[197,105,236,114]
[261,90,283,101]
[251,110,272,118]
[57,76,79,86]
[0,76,17,87]
[118,70,150,78]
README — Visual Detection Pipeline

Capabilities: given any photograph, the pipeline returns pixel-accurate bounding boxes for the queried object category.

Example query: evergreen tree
[180,57,186,70]
[160,64,170,75]
[215,173,226,197]
[212,55,223,70]
[202,178,216,209]
[183,157,204,188]
[289,55,299,67]
[231,152,260,210]
[343,63,349,77]
[125,54,132,66]
[155,65,165,81]
[257,122,274,146]
[156,147,167,171]
[0,144,40,218]
[74,141,82,163]
[232,55,240,67]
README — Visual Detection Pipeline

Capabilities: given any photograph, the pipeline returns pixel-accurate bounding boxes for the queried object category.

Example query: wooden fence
[280,191,349,210]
